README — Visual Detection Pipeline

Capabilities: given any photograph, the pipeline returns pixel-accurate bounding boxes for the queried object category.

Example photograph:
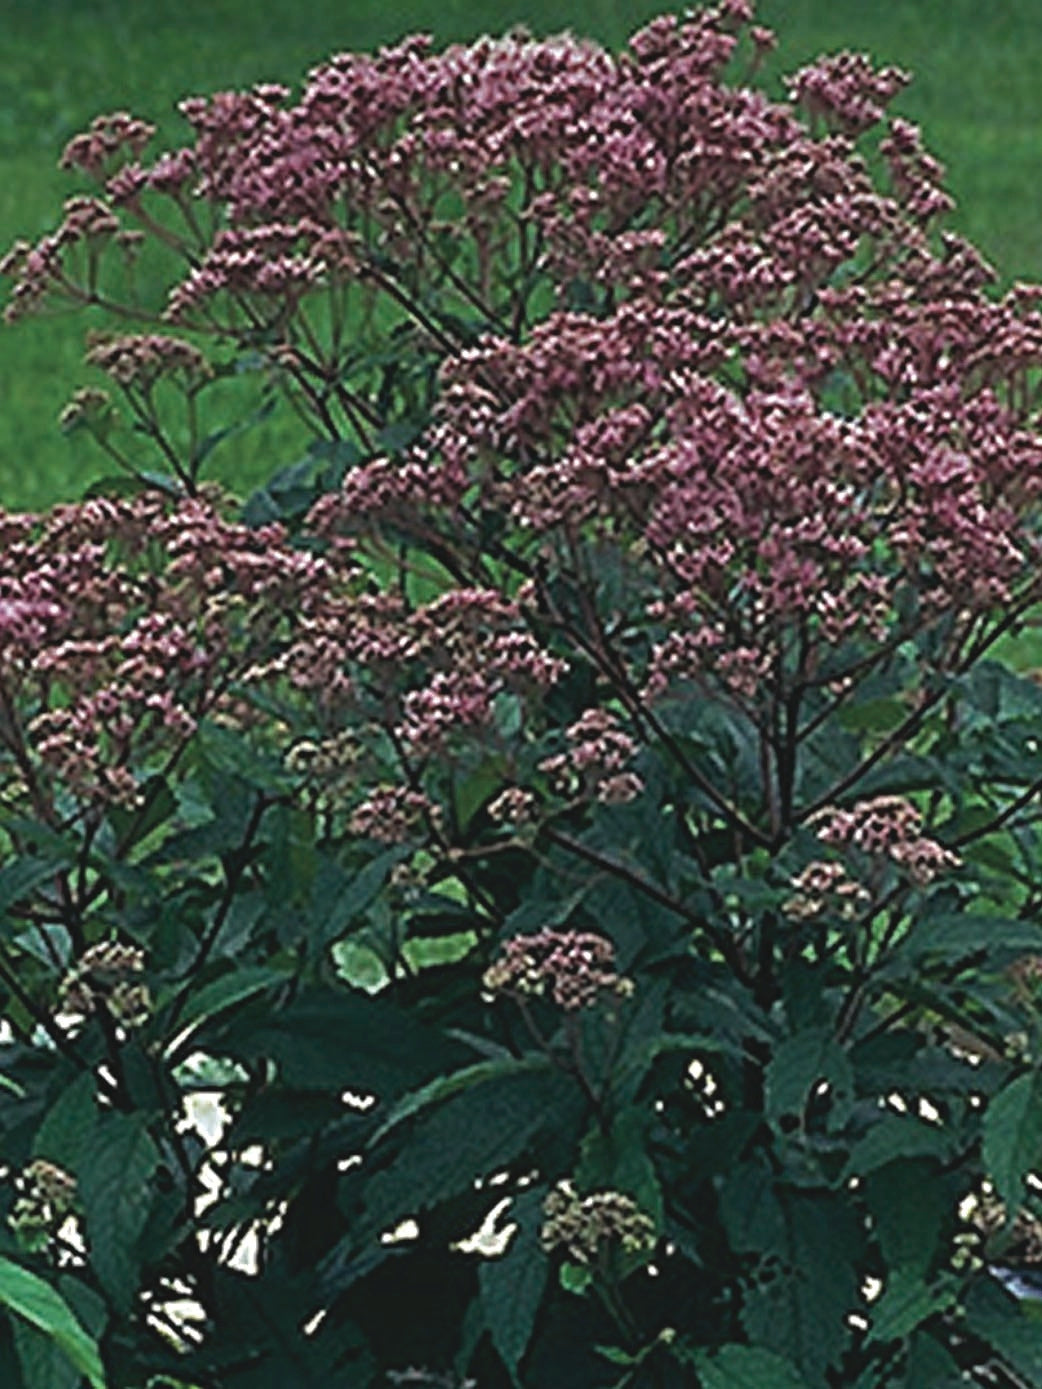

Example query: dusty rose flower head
[784,859,870,920]
[487,785,539,826]
[483,928,633,1011]
[786,51,909,135]
[813,795,960,885]
[348,786,440,844]
[60,111,156,178]
[538,709,643,804]
[85,332,212,389]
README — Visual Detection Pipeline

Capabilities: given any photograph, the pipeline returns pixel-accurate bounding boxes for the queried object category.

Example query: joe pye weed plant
[3,2,1042,1384]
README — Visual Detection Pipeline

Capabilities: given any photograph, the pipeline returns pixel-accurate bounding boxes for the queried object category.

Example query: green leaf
[966,1277,1042,1385]
[765,1027,853,1133]
[0,1258,105,1389]
[164,964,288,1056]
[718,1158,785,1256]
[371,1056,552,1147]
[363,1066,581,1236]
[693,1344,811,1388]
[332,939,390,993]
[12,1318,81,1389]
[867,1267,955,1344]
[559,1262,592,1295]
[33,1073,98,1171]
[576,1107,662,1232]
[863,1159,948,1278]
[241,440,360,526]
[844,1117,952,1178]
[454,758,508,832]
[209,985,469,1095]
[838,696,906,735]
[984,1071,1042,1215]
[904,1329,965,1387]
[312,848,408,949]
[0,856,72,929]
[479,1186,549,1386]
[80,1114,159,1313]
[105,775,177,854]
[892,914,1042,966]
[740,1190,860,1384]
[195,721,291,796]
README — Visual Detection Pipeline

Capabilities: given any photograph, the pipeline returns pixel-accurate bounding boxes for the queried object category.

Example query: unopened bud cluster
[85,332,212,389]
[957,1184,1042,1271]
[483,929,633,1011]
[487,785,539,828]
[784,860,870,920]
[59,386,113,433]
[1008,954,1042,1001]
[540,1181,656,1263]
[285,732,361,810]
[9,1159,78,1247]
[538,709,644,805]
[60,941,152,1027]
[349,786,440,844]
[814,795,960,886]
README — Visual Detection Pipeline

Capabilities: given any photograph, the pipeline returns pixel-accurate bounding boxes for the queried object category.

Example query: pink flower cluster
[0,492,330,811]
[784,860,870,921]
[786,51,909,135]
[1,198,122,322]
[165,223,356,323]
[348,786,439,843]
[483,928,632,1010]
[539,709,644,805]
[5,4,1042,863]
[814,796,961,886]
[269,583,565,756]
[85,333,211,389]
[60,112,156,179]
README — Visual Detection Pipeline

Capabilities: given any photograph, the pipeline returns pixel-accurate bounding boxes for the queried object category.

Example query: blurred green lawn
[1,0,1041,509]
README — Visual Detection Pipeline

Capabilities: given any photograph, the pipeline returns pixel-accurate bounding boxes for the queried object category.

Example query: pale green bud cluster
[540,1181,656,1263]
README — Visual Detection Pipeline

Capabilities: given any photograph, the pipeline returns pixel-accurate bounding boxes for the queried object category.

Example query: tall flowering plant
[4,4,1042,1385]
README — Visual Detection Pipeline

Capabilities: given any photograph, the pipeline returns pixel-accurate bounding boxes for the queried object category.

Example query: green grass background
[1,0,1041,510]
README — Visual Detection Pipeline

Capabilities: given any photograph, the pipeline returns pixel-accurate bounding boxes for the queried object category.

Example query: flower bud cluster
[540,1181,656,1263]
[487,786,539,828]
[1008,954,1042,1001]
[786,52,909,135]
[538,709,643,805]
[959,1184,1042,1270]
[483,929,633,1011]
[271,583,565,757]
[85,332,212,389]
[348,786,440,844]
[60,111,156,177]
[166,223,356,322]
[60,941,152,1027]
[59,386,114,433]
[784,860,870,921]
[9,1160,78,1248]
[5,3,1042,732]
[0,491,336,812]
[285,731,361,808]
[814,796,961,885]
[2,197,122,322]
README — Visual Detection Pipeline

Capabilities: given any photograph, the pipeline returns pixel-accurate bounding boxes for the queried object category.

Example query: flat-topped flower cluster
[3,6,1042,1386]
